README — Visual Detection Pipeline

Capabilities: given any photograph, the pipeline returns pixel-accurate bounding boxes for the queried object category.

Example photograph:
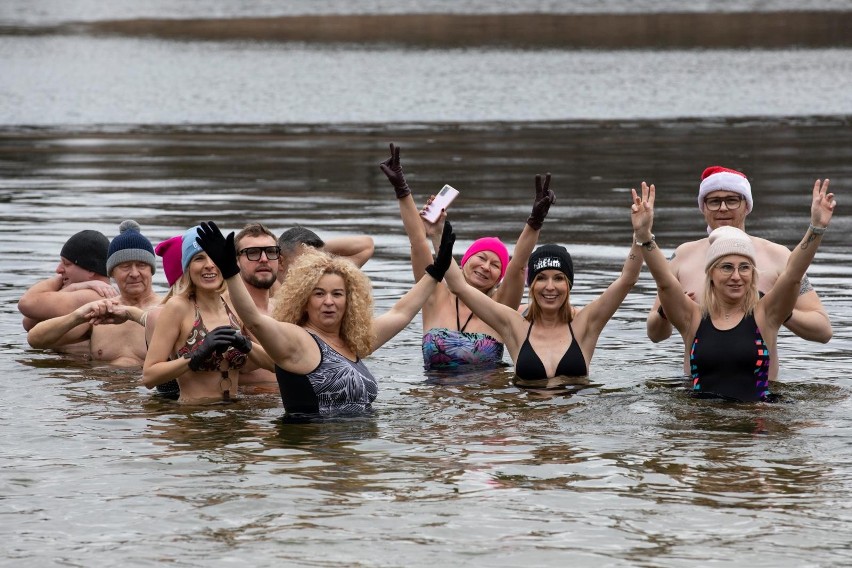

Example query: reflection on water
[1,120,851,566]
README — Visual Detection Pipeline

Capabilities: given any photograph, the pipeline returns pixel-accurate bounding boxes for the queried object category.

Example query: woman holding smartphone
[380,143,555,372]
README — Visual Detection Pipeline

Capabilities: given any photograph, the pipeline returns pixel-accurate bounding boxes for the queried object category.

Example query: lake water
[1,5,852,568]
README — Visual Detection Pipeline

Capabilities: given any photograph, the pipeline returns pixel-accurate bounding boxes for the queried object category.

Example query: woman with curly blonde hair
[272,248,375,358]
[195,221,456,419]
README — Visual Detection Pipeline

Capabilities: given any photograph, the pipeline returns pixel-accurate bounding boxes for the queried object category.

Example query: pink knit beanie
[154,235,184,287]
[460,237,509,281]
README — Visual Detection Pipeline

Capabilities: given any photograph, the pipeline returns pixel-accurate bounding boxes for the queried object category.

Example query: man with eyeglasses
[230,223,281,393]
[646,166,832,374]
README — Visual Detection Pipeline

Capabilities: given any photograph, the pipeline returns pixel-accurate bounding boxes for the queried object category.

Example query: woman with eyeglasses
[142,226,272,404]
[380,143,555,372]
[631,179,836,402]
[193,220,457,420]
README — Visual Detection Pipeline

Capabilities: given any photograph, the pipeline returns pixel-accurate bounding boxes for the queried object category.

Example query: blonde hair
[524,273,573,324]
[701,260,760,318]
[271,248,374,358]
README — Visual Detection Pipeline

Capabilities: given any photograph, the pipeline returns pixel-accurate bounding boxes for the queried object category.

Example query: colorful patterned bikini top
[422,328,504,369]
[422,296,505,369]
[175,299,248,372]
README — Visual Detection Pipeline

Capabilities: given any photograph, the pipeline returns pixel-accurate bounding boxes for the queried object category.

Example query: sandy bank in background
[20,11,852,48]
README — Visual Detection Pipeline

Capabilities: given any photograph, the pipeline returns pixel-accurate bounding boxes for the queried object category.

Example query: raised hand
[195,221,240,279]
[527,173,555,230]
[631,182,655,238]
[425,221,456,282]
[810,179,836,230]
[379,143,411,199]
[186,326,237,371]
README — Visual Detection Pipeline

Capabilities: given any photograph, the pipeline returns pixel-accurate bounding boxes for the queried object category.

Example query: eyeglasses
[716,262,753,275]
[704,196,743,211]
[238,246,281,261]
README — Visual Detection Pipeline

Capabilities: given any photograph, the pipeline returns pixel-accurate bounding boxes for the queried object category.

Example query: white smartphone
[421,184,459,223]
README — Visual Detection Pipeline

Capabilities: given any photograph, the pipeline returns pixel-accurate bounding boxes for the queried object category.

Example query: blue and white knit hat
[106,220,156,275]
[181,225,204,271]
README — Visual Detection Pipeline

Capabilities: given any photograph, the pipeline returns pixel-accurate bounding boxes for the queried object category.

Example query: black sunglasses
[238,246,281,261]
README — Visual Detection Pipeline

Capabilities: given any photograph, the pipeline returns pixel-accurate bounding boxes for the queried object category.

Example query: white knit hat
[705,226,756,271]
[698,166,753,213]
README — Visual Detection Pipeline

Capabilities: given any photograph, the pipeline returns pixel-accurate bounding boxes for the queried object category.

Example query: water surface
[1,120,851,566]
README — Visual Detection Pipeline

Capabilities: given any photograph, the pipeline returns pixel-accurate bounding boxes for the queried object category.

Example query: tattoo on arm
[799,275,814,295]
[628,252,637,260]
[800,234,817,250]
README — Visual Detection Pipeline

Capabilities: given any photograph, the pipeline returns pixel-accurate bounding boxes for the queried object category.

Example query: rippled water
[2,1,851,564]
[1,120,851,566]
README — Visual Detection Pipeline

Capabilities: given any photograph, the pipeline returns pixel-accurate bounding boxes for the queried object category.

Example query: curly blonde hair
[271,248,375,358]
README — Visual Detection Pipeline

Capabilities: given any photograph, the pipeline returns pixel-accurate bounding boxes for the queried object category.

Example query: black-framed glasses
[704,196,743,211]
[716,262,753,275]
[238,246,281,261]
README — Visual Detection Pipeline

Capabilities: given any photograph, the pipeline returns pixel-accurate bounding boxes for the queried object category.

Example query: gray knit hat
[106,220,156,275]
[60,230,110,276]
[705,226,756,271]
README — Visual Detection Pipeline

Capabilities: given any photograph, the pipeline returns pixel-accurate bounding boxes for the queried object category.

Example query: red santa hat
[698,166,753,213]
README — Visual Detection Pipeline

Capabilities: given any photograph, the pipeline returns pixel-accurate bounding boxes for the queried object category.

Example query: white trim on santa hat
[698,169,753,213]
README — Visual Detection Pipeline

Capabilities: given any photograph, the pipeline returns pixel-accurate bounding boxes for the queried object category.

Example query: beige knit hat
[705,226,756,271]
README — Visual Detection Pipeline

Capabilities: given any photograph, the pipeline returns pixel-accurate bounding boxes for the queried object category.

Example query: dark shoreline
[3,11,851,48]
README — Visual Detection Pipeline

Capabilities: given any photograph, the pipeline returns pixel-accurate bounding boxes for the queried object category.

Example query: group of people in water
[18,143,837,417]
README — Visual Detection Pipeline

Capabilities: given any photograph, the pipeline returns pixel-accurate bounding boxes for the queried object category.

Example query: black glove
[379,143,411,199]
[195,221,240,279]
[425,221,456,282]
[527,173,555,230]
[187,326,237,371]
[229,331,253,354]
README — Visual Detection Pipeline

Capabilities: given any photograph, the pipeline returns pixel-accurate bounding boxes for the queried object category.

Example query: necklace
[723,307,742,320]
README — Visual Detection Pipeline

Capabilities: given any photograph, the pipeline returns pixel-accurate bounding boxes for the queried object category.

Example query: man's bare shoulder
[672,237,710,255]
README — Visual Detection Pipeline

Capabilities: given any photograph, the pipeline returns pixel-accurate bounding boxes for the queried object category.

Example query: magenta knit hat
[154,235,184,287]
[460,237,509,281]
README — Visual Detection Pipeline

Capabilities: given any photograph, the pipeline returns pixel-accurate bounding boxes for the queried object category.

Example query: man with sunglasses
[646,166,832,374]
[230,223,281,393]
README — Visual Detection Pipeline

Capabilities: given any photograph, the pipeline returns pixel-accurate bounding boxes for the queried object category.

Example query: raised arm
[324,236,375,268]
[631,183,698,335]
[494,173,555,309]
[372,223,455,351]
[380,143,435,279]
[195,222,316,366]
[576,241,643,345]
[762,179,836,329]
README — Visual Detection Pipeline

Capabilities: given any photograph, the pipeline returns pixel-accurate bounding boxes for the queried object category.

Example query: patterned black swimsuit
[275,332,378,417]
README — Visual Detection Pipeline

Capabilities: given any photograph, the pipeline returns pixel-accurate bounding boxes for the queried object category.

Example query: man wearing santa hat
[645,166,832,375]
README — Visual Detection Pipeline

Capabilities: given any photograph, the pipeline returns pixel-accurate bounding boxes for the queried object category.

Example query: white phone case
[422,184,459,223]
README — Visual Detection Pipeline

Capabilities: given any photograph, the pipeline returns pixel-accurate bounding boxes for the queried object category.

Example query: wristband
[808,223,827,236]
[635,234,655,249]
